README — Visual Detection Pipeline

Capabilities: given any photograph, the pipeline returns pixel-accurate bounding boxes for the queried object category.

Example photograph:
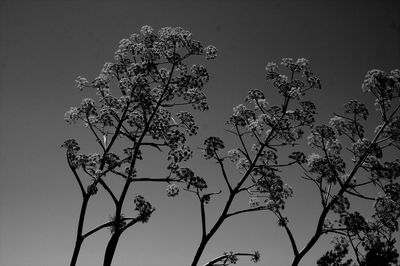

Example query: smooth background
[1,0,400,265]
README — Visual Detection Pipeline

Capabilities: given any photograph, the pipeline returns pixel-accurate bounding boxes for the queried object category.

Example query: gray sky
[1,0,399,265]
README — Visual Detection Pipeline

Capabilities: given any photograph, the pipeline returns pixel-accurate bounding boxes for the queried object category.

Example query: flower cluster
[331,195,350,214]
[87,183,98,195]
[288,151,307,164]
[307,153,345,184]
[203,136,225,159]
[329,115,364,138]
[61,139,80,153]
[253,170,293,211]
[175,111,199,136]
[175,168,208,191]
[352,138,382,160]
[166,184,180,197]
[307,124,337,148]
[167,145,192,171]
[265,58,321,94]
[249,197,261,208]
[344,100,369,120]
[227,149,241,162]
[317,237,352,266]
[374,183,400,232]
[75,76,89,90]
[204,45,218,60]
[134,195,155,223]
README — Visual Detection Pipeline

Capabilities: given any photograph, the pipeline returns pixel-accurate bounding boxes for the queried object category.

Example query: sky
[0,0,400,266]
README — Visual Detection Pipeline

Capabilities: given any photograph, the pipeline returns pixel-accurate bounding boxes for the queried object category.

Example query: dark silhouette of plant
[63,25,217,266]
[64,25,400,266]
[183,59,400,266]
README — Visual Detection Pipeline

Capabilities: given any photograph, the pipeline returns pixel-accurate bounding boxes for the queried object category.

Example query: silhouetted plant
[63,25,218,266]
[185,59,400,266]
[64,25,400,266]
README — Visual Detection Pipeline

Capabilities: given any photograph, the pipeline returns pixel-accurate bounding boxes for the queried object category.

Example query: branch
[276,210,299,257]
[226,206,266,218]
[82,217,137,239]
[235,125,251,160]
[141,142,168,152]
[203,252,259,266]
[215,153,233,192]
[200,197,207,238]
[294,103,400,263]
[67,153,86,197]
[97,178,118,205]
[85,113,106,152]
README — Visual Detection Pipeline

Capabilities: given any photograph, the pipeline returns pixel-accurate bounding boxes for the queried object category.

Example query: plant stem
[103,232,121,266]
[70,195,89,266]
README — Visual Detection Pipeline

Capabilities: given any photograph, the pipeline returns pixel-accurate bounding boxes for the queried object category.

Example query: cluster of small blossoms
[261,150,278,164]
[134,195,155,223]
[331,195,350,214]
[344,100,369,120]
[232,104,248,116]
[288,151,307,164]
[329,116,347,135]
[245,89,265,104]
[166,184,179,197]
[362,69,400,113]
[236,158,250,170]
[281,58,310,73]
[265,62,278,73]
[167,145,192,171]
[64,107,80,124]
[61,139,80,152]
[325,139,342,155]
[186,175,208,191]
[64,98,97,125]
[140,25,153,36]
[87,183,98,195]
[175,111,199,136]
[376,117,400,143]
[352,138,382,159]
[288,87,303,99]
[374,191,400,232]
[123,167,137,180]
[367,159,400,181]
[249,197,261,208]
[204,45,217,60]
[227,149,241,162]
[306,153,321,168]
[246,118,263,135]
[203,136,225,159]
[223,252,238,264]
[307,152,345,183]
[329,115,365,138]
[265,58,320,94]
[93,169,103,179]
[75,76,89,91]
[309,124,336,144]
[265,200,280,211]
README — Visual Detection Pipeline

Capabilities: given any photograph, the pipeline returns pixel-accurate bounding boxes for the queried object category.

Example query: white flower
[166,184,179,197]
[75,76,89,90]
[204,45,217,59]
[140,25,154,36]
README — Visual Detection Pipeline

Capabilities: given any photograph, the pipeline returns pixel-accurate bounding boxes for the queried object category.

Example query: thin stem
[215,153,232,192]
[67,153,86,197]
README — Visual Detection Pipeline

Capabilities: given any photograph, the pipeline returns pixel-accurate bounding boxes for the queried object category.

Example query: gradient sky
[1,0,400,266]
